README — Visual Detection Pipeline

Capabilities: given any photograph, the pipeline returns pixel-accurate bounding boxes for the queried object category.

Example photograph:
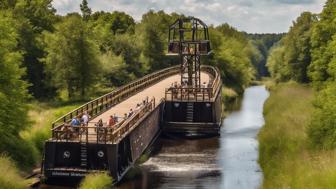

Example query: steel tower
[168,17,211,88]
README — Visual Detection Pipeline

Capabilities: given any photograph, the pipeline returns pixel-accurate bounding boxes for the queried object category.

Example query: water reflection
[117,85,269,189]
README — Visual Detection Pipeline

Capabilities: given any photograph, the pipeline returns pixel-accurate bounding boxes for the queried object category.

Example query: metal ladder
[186,102,194,122]
[80,142,88,168]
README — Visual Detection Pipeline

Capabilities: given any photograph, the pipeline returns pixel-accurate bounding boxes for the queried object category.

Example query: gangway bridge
[42,17,222,183]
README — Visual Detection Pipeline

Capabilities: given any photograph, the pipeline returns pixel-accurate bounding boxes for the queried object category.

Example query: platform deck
[88,72,211,127]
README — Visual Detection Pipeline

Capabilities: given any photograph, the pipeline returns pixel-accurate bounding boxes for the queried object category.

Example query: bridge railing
[51,66,180,130]
[165,65,221,101]
[51,98,156,144]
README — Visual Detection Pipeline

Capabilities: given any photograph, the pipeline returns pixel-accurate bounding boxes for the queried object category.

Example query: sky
[52,0,326,33]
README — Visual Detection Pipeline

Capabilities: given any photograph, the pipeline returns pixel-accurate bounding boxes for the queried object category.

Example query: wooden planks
[88,72,211,129]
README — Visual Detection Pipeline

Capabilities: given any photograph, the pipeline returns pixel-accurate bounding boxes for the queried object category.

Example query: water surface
[117,85,269,189]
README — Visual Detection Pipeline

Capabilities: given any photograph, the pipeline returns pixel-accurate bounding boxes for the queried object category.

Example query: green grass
[258,82,336,189]
[0,156,27,189]
[20,101,83,168]
[222,86,243,113]
[0,100,94,186]
[79,172,113,189]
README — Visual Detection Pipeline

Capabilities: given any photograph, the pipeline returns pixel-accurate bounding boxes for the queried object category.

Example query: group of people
[123,97,149,120]
[168,80,212,99]
[70,111,90,127]
[60,97,153,141]
[94,113,119,129]
[171,81,210,88]
[66,96,151,135]
[95,96,150,130]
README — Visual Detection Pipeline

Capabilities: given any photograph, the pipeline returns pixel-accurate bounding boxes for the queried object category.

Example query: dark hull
[162,86,222,137]
[43,104,162,183]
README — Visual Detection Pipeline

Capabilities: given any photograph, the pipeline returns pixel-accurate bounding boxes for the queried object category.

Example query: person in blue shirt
[70,117,81,134]
[71,117,80,126]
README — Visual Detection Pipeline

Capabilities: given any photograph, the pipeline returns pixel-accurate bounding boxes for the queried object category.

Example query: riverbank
[0,101,84,188]
[258,82,336,188]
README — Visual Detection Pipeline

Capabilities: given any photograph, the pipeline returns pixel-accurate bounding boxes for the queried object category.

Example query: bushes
[258,83,311,188]
[0,156,27,189]
[259,83,336,188]
[308,83,336,149]
[20,102,83,167]
[79,172,113,189]
[0,12,35,170]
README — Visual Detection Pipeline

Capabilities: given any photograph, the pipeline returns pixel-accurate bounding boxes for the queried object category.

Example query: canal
[40,85,269,189]
[117,85,269,189]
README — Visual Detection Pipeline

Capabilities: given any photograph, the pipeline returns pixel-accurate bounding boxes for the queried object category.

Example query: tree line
[266,0,336,149]
[0,0,281,169]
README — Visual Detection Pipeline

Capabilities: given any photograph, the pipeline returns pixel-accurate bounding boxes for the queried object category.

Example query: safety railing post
[96,125,99,143]
[86,127,88,143]
[104,128,107,144]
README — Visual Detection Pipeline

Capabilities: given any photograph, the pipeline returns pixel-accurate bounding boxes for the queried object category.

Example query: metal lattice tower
[168,17,211,88]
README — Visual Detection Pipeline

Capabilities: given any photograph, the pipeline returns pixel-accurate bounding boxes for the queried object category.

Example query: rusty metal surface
[129,105,160,161]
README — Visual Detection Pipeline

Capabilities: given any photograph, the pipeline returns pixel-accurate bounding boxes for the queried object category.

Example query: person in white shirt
[135,103,141,111]
[81,111,90,126]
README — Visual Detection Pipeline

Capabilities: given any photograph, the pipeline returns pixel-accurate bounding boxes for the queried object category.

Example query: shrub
[79,172,113,189]
[308,83,336,149]
[0,156,27,189]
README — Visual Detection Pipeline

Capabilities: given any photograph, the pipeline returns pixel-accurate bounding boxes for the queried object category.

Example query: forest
[266,0,336,149]
[258,0,336,188]
[0,0,283,188]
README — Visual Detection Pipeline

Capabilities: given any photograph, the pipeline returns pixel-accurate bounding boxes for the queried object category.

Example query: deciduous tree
[80,0,91,21]
[0,13,36,168]
[43,15,101,99]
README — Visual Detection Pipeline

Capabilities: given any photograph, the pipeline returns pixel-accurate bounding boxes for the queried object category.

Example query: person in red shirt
[108,115,115,127]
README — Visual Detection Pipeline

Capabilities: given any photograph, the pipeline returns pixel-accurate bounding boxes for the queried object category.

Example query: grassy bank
[79,172,113,189]
[258,82,336,189]
[21,101,83,163]
[0,101,84,188]
[0,156,27,189]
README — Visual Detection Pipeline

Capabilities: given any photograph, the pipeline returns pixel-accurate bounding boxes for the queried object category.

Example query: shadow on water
[40,86,269,189]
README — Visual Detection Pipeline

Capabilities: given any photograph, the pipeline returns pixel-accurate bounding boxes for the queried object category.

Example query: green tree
[140,10,177,71]
[285,12,317,82]
[142,22,165,71]
[266,12,316,83]
[1,0,57,98]
[206,27,255,92]
[110,11,135,35]
[80,0,91,21]
[309,0,336,85]
[111,34,146,77]
[308,82,336,149]
[246,33,284,77]
[266,45,290,82]
[43,15,101,99]
[0,13,36,168]
[90,11,135,52]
